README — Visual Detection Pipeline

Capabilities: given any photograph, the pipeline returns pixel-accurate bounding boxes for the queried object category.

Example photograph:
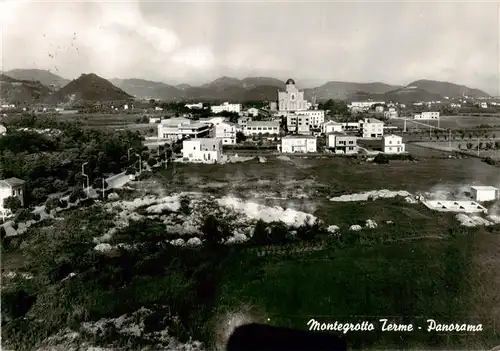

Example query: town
[2,1,500,350]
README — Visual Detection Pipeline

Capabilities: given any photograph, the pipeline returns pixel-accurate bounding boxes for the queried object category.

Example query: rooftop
[471,185,499,191]
[283,135,316,139]
[363,118,383,123]
[0,177,26,187]
[423,200,488,214]
[246,121,280,127]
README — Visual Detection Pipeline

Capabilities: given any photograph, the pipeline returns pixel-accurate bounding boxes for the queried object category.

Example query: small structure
[0,177,26,212]
[0,124,6,135]
[182,138,222,163]
[470,186,499,202]
[381,134,406,154]
[327,133,358,154]
[279,135,317,153]
[422,200,488,214]
[214,121,242,145]
[322,120,344,134]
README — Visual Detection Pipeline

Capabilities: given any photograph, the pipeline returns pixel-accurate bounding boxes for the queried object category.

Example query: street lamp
[82,162,89,196]
[135,153,142,174]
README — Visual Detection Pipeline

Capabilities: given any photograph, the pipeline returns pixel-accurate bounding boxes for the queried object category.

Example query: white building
[381,134,405,154]
[185,103,203,109]
[384,108,398,119]
[278,79,309,112]
[414,112,440,120]
[246,107,259,117]
[286,110,325,133]
[0,177,25,215]
[182,138,223,164]
[123,104,129,110]
[327,133,358,154]
[215,121,242,144]
[244,121,280,136]
[237,116,252,127]
[0,124,6,135]
[158,118,212,140]
[211,102,242,114]
[155,106,163,111]
[348,101,385,112]
[375,105,384,113]
[360,118,384,138]
[149,117,161,124]
[199,116,228,126]
[470,186,499,202]
[322,121,344,134]
[480,102,488,109]
[279,135,317,153]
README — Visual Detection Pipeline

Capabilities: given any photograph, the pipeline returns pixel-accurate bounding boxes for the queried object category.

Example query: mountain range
[0,69,492,106]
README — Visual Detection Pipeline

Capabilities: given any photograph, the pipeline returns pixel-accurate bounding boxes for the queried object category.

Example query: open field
[3,154,500,350]
[387,115,500,131]
[152,156,500,349]
[413,141,500,159]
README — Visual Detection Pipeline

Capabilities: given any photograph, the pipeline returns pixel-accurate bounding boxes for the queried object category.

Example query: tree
[236,131,246,143]
[45,198,60,212]
[3,196,22,213]
[251,220,269,245]
[466,143,473,150]
[201,215,230,246]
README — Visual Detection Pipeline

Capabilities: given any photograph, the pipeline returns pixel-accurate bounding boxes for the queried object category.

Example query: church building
[278,78,309,112]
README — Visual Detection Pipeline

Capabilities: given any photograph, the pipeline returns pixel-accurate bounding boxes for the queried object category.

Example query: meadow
[387,115,500,131]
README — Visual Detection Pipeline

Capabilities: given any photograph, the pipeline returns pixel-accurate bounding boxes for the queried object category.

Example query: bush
[126,167,135,175]
[14,209,33,222]
[31,187,49,203]
[69,187,85,203]
[373,153,389,164]
[147,158,157,167]
[45,198,60,212]
[59,199,68,208]
[32,213,41,221]
[136,171,153,181]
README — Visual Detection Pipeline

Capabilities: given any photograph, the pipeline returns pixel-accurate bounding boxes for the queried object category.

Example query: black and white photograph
[1,0,500,350]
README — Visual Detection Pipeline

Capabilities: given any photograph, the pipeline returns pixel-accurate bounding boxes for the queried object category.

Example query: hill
[111,78,181,100]
[346,86,443,104]
[407,79,489,98]
[305,81,401,101]
[4,69,70,89]
[46,73,133,104]
[0,74,51,105]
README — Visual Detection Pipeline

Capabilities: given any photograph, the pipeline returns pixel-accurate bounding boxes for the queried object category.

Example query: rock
[186,237,202,247]
[170,238,185,246]
[94,243,113,252]
[365,219,378,228]
[349,224,362,231]
[327,225,340,233]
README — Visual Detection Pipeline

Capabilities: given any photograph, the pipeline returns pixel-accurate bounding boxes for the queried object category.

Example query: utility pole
[135,153,142,174]
[82,162,89,196]
[102,178,106,198]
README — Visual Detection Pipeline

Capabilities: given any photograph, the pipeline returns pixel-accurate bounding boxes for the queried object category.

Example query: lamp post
[82,162,89,197]
[135,153,142,174]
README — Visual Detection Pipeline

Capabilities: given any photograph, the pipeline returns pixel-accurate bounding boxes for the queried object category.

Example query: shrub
[45,198,60,212]
[3,196,22,213]
[59,199,68,208]
[373,153,389,164]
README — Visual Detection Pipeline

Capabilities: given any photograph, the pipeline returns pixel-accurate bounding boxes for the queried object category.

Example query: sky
[0,0,499,94]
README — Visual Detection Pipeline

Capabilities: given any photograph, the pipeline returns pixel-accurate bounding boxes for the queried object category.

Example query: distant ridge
[0,73,51,105]
[1,68,493,103]
[4,68,70,89]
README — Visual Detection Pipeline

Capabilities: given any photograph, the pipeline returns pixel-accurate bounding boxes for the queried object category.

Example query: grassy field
[413,141,500,159]
[387,115,500,131]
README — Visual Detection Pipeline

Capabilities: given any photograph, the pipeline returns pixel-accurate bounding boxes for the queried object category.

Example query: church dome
[285,78,295,85]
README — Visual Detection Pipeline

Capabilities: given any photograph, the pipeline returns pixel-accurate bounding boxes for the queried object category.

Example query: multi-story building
[0,177,25,215]
[383,108,398,119]
[286,110,325,133]
[278,79,309,112]
[215,121,242,144]
[359,118,384,138]
[381,134,406,154]
[210,102,242,114]
[279,135,317,153]
[158,118,212,140]
[322,121,344,134]
[237,116,252,128]
[414,112,440,120]
[244,121,280,136]
[327,133,358,154]
[182,138,223,163]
